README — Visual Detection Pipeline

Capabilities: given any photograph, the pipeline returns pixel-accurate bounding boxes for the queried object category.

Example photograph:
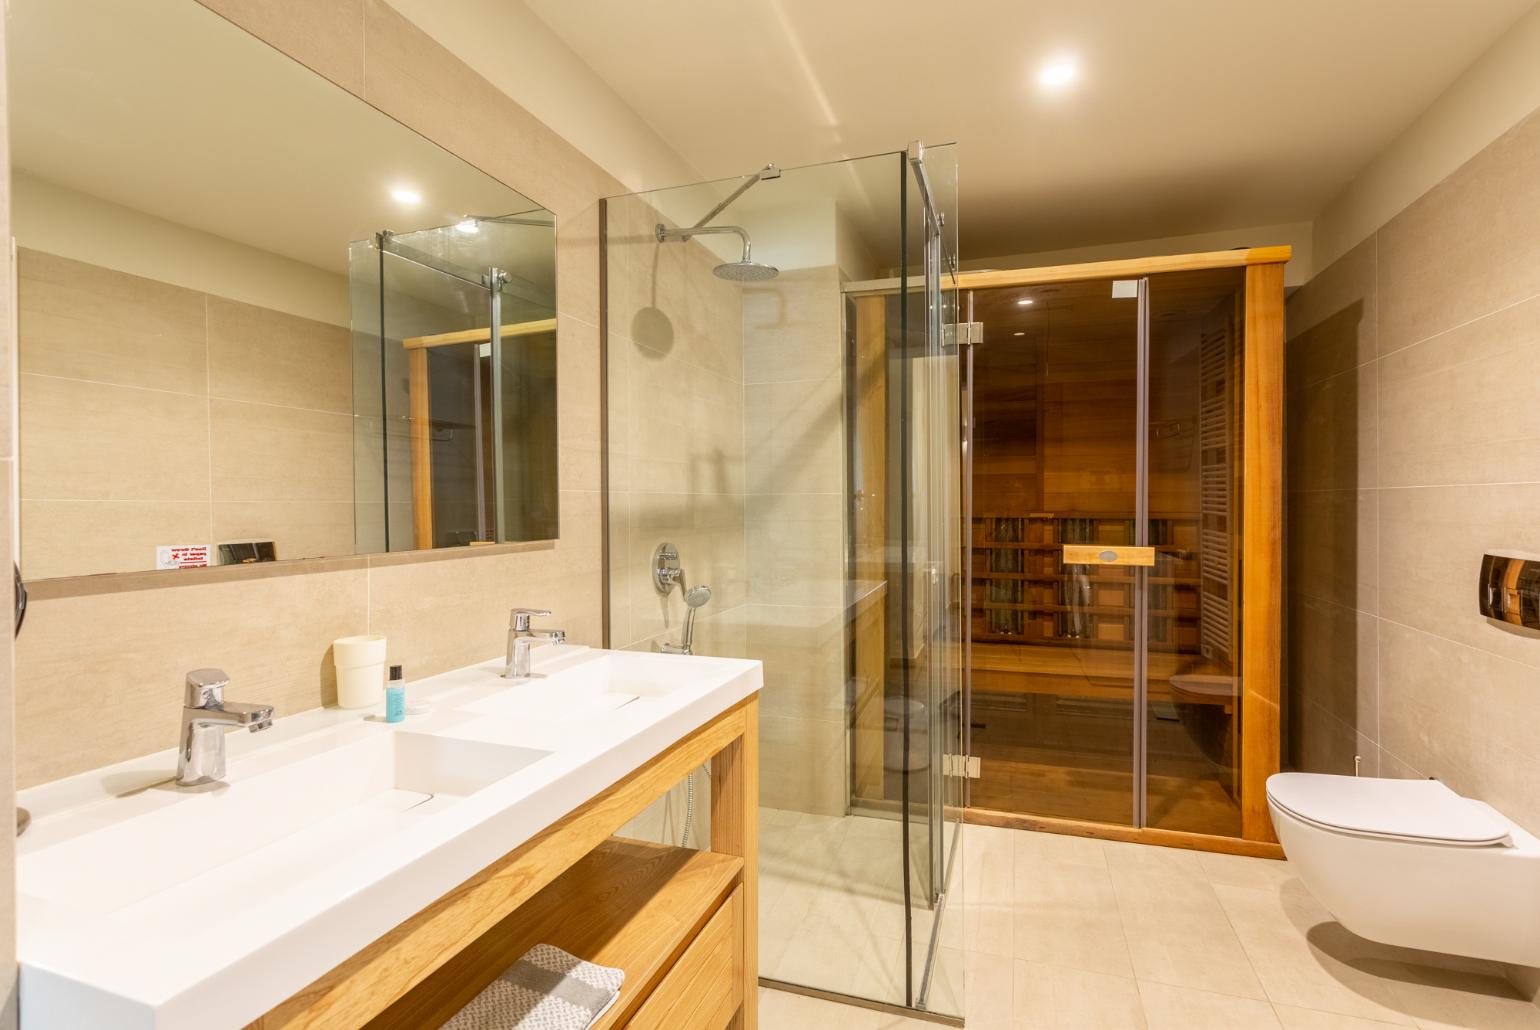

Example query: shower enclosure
[349,212,558,553]
[602,144,965,1015]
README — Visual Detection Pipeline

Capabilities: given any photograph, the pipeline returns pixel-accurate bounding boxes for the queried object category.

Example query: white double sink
[16,646,762,1030]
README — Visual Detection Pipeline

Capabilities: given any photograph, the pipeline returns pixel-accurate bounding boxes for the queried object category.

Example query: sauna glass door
[967,266,1251,837]
[1143,267,1246,836]
[968,277,1143,825]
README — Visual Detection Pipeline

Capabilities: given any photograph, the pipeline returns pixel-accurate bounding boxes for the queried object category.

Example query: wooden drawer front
[627,885,743,1030]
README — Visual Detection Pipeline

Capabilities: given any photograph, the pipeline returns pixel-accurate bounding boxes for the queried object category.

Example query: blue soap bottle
[385,664,406,723]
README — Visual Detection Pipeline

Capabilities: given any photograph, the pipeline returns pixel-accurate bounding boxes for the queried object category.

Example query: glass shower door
[901,141,965,1015]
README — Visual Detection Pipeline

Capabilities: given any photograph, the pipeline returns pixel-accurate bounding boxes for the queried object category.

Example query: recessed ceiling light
[1016,297,1035,306]
[1038,58,1078,90]
[454,218,480,234]
[390,187,422,205]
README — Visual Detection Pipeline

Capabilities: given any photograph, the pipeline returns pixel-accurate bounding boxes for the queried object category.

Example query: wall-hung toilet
[1267,772,1540,965]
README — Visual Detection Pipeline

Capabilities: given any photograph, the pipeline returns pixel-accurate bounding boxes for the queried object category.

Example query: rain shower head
[655,222,779,281]
[712,259,778,282]
[654,163,781,282]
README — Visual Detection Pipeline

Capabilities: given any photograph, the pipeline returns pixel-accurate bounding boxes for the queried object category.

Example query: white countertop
[16,645,762,1030]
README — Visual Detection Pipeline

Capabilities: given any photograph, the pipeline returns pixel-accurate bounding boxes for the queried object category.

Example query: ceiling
[526,0,1537,261]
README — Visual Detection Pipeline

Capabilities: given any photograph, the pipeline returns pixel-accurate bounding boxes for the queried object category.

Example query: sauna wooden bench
[246,695,761,1030]
[971,643,1234,708]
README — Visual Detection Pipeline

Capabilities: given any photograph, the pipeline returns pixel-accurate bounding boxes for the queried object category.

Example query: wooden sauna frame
[845,246,1286,857]
[959,246,1286,855]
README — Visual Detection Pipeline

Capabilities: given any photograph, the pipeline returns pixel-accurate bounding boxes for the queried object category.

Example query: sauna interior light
[1013,331,1026,337]
[1038,58,1077,90]
[390,187,422,205]
[1016,298,1035,306]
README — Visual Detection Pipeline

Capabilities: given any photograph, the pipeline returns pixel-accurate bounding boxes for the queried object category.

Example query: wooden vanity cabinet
[248,696,760,1030]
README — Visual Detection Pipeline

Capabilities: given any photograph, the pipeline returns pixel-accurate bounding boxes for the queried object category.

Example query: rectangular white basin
[462,650,750,722]
[24,731,547,926]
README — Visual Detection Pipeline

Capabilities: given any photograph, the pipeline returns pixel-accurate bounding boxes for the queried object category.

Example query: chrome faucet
[505,608,566,679]
[176,668,274,787]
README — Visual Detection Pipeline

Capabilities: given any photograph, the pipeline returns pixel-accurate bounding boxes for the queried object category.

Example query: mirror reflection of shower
[653,541,711,655]
[654,164,782,281]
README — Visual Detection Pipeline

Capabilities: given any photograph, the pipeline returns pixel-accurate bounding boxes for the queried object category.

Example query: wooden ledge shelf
[366,839,744,1030]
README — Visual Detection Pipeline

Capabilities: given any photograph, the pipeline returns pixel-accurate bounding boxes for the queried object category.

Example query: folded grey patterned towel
[444,943,625,1030]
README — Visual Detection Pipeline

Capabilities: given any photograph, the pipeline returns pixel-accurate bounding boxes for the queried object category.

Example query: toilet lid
[1266,773,1512,846]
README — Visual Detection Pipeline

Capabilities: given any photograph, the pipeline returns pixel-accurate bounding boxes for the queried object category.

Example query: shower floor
[759,806,962,1015]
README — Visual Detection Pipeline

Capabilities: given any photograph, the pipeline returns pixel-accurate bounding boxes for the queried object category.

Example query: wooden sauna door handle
[1062,544,1156,567]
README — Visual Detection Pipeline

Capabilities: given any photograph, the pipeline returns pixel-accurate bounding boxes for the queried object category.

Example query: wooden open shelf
[367,839,743,1030]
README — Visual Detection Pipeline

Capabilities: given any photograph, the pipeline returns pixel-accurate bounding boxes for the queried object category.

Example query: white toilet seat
[1267,772,1540,966]
[1267,772,1511,846]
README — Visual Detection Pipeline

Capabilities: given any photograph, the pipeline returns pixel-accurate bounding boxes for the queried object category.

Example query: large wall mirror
[9,0,559,580]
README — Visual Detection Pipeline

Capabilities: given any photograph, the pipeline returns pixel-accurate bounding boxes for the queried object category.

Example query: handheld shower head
[683,584,712,608]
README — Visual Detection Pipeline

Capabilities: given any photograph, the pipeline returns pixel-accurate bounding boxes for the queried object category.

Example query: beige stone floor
[761,821,1540,1029]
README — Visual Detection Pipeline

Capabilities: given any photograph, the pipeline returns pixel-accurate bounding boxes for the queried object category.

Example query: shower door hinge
[944,754,980,779]
[943,321,983,352]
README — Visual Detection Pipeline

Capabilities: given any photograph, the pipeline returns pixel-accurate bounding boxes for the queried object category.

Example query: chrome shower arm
[655,223,753,263]
[690,163,780,229]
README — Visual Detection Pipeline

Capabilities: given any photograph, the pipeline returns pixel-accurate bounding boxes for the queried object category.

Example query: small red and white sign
[156,544,210,570]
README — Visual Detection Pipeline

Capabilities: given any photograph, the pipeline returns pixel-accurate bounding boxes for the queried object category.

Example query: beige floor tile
[1214,883,1416,1024]
[965,949,1016,1025]
[758,986,880,1029]
[1015,961,1148,1029]
[1274,1004,1414,1029]
[1138,981,1282,1029]
[1198,851,1299,892]
[1110,851,1267,999]
[1378,962,1540,1029]
[1014,847,1135,978]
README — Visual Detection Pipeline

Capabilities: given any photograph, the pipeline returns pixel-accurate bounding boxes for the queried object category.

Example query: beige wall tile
[195,0,365,97]
[745,376,843,496]
[1377,110,1540,355]
[1378,483,1540,671]
[207,297,351,413]
[368,490,604,678]
[18,249,208,393]
[1286,595,1377,735]
[210,399,353,503]
[1287,489,1377,612]
[1378,619,1540,830]
[15,560,368,786]
[1286,363,1376,493]
[1378,295,1540,488]
[742,266,843,385]
[20,374,210,502]
[21,499,211,580]
[1285,236,1377,390]
[745,493,843,608]
[213,501,355,562]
